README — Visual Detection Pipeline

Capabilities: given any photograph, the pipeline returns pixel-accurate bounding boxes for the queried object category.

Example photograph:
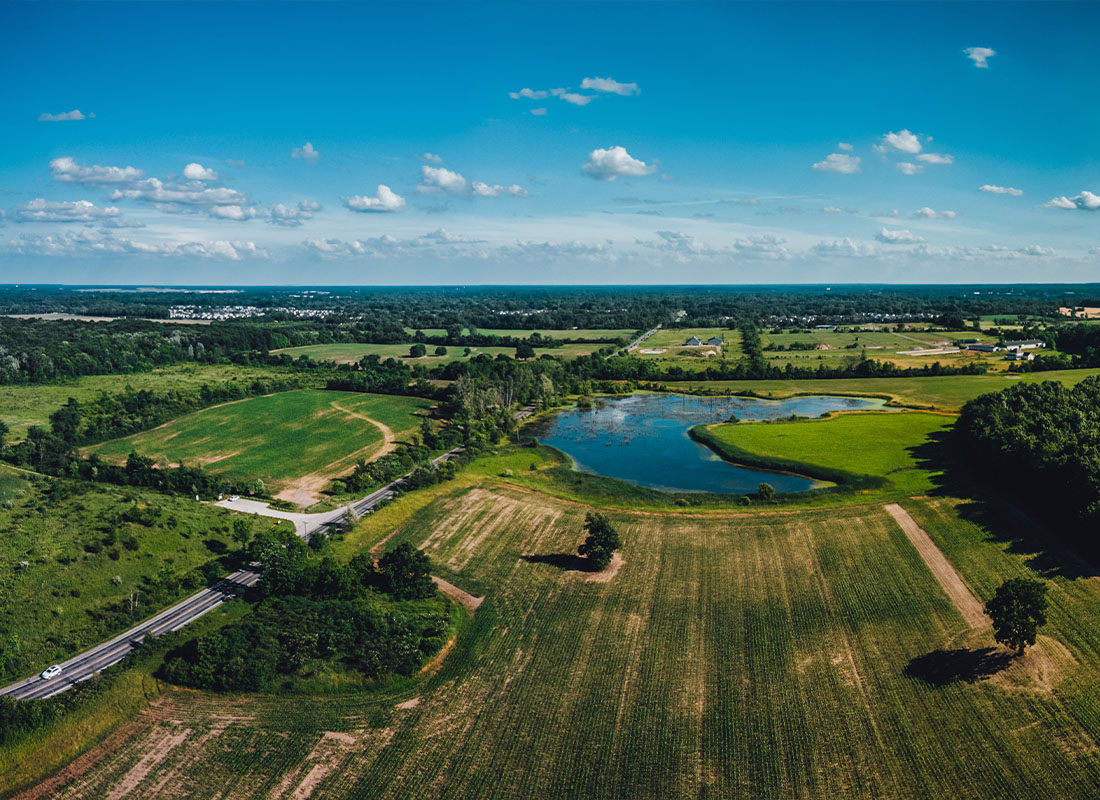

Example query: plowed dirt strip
[884,503,991,629]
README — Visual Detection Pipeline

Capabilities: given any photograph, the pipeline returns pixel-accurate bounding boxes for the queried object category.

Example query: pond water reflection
[524,393,885,494]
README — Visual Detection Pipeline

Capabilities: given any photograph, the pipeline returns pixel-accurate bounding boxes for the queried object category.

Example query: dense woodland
[954,377,1100,543]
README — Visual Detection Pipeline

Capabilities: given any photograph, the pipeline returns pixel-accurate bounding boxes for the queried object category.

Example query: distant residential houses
[683,335,724,347]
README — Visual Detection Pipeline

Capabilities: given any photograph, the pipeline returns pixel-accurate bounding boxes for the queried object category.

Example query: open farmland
[85,390,431,505]
[633,328,743,370]
[272,341,605,365]
[0,363,314,443]
[20,480,1100,799]
[759,328,1018,371]
[666,367,1100,411]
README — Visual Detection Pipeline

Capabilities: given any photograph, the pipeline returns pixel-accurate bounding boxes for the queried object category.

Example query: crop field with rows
[23,483,1100,799]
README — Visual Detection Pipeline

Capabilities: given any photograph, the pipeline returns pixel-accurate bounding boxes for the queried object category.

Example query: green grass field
[632,328,744,371]
[272,341,605,365]
[403,327,635,341]
[704,411,954,496]
[85,390,431,501]
[0,465,277,680]
[23,478,1100,798]
[666,368,1100,411]
[0,363,315,443]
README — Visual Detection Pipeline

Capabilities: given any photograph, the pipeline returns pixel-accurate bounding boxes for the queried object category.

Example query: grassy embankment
[22,476,1100,799]
[0,363,318,443]
[85,389,432,501]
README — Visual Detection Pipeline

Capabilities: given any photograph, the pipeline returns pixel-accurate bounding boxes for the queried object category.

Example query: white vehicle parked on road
[40,664,62,680]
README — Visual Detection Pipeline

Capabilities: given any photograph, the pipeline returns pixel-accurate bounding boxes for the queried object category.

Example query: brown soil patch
[396,697,420,710]
[431,576,484,613]
[884,503,990,629]
[989,634,1077,695]
[105,722,193,800]
[584,552,625,583]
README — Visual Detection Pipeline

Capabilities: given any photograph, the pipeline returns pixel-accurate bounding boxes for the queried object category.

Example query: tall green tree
[986,578,1049,655]
[379,543,435,600]
[578,512,621,571]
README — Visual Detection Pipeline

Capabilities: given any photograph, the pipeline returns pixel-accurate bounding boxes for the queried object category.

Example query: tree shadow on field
[904,648,1016,688]
[909,431,1097,581]
[521,553,595,573]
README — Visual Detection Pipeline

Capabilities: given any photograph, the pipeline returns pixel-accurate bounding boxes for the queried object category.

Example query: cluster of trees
[954,377,1100,539]
[338,445,460,495]
[160,532,444,691]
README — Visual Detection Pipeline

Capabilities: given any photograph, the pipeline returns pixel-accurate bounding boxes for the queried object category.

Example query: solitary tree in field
[409,343,427,358]
[231,516,253,551]
[756,482,775,503]
[435,345,448,356]
[515,342,536,360]
[578,512,621,572]
[986,577,1049,655]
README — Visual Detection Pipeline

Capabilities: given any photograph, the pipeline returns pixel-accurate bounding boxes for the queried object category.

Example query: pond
[524,393,886,495]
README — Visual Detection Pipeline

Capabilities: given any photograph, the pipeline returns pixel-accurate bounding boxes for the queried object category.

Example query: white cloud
[811,238,876,257]
[182,162,219,181]
[291,142,320,163]
[731,234,792,260]
[916,153,954,165]
[1018,244,1056,256]
[912,207,957,219]
[964,47,996,68]
[3,229,267,259]
[269,201,318,227]
[560,93,596,106]
[837,142,854,151]
[38,109,90,122]
[418,152,444,164]
[108,178,248,207]
[417,166,468,195]
[875,227,924,244]
[897,162,924,175]
[530,107,547,116]
[979,184,1024,196]
[580,76,640,96]
[346,185,407,212]
[880,129,922,154]
[812,153,861,174]
[208,205,258,221]
[101,218,145,229]
[471,181,529,198]
[1043,191,1100,211]
[14,198,120,223]
[50,156,145,185]
[509,88,549,100]
[582,146,657,180]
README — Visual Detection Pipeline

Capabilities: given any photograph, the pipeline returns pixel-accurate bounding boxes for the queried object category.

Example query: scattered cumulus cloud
[811,238,876,257]
[876,227,924,244]
[291,142,320,163]
[418,153,444,164]
[964,47,996,68]
[270,201,319,227]
[580,76,640,96]
[14,198,120,222]
[896,162,924,175]
[837,142,854,151]
[417,166,468,195]
[916,153,954,165]
[471,181,529,198]
[913,207,957,219]
[208,205,258,221]
[108,179,248,208]
[530,107,547,116]
[509,88,549,100]
[1043,191,1100,211]
[980,184,1024,196]
[560,93,595,106]
[3,229,267,260]
[879,129,922,154]
[582,146,657,180]
[39,109,92,122]
[345,185,407,212]
[812,153,861,174]
[182,162,219,181]
[50,156,145,186]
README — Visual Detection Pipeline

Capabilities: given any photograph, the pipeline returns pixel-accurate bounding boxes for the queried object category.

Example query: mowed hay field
[27,483,1100,799]
[86,390,431,502]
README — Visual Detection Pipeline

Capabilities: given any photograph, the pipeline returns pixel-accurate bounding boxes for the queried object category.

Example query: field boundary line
[884,503,991,629]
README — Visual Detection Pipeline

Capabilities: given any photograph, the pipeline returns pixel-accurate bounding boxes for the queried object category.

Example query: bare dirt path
[884,503,991,629]
[273,401,399,507]
[431,576,484,613]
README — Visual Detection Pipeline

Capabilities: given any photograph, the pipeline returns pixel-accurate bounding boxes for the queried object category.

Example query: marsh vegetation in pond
[525,393,886,494]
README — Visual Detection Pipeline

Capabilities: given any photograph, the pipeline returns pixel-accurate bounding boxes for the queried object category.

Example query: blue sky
[2,1,1098,284]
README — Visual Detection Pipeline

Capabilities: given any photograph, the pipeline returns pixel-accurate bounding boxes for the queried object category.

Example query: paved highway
[0,404,536,700]
[626,324,661,351]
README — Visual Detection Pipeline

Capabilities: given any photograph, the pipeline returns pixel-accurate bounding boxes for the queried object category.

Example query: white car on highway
[40,664,62,680]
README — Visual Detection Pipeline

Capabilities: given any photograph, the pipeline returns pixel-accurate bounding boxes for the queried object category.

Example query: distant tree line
[954,377,1100,543]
